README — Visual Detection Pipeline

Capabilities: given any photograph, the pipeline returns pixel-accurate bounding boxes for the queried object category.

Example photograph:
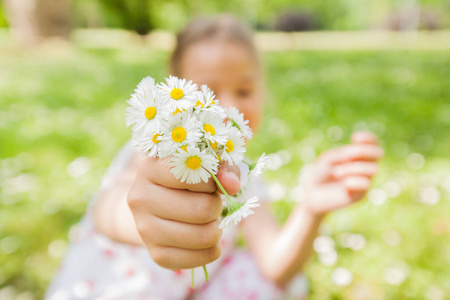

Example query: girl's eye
[236,89,252,98]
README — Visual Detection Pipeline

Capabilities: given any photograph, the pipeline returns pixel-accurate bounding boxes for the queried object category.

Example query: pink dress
[45,142,308,300]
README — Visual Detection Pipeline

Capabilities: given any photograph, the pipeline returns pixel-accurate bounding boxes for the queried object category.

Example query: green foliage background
[73,0,450,31]
[1,0,450,31]
[0,46,449,299]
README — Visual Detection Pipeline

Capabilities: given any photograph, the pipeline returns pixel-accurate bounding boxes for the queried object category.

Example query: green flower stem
[210,172,233,204]
[228,199,244,214]
[191,268,194,288]
[242,160,252,166]
[210,172,243,217]
[242,160,256,170]
[203,265,209,281]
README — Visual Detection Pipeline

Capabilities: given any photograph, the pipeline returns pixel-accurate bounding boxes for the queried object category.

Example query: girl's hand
[301,131,383,217]
[127,157,240,270]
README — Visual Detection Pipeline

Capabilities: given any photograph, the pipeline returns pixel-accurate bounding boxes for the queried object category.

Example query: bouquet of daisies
[126,75,268,229]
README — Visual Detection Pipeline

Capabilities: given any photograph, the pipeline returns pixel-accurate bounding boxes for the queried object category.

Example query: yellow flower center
[171,126,187,143]
[211,99,215,105]
[225,140,234,153]
[195,100,204,108]
[180,145,187,152]
[210,141,217,150]
[203,124,216,136]
[172,108,183,115]
[186,156,202,170]
[152,133,161,144]
[144,106,156,120]
[170,88,184,100]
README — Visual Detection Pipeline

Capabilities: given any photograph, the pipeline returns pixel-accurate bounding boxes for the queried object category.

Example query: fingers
[128,179,224,268]
[128,183,223,224]
[305,182,353,215]
[342,176,372,192]
[215,162,241,196]
[305,132,383,215]
[308,176,371,213]
[342,176,372,202]
[351,131,379,145]
[149,243,222,270]
[129,156,226,270]
[138,156,216,193]
[332,162,378,179]
[319,144,384,166]
[139,217,222,250]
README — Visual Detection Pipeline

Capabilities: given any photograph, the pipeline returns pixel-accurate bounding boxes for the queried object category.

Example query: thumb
[215,162,241,196]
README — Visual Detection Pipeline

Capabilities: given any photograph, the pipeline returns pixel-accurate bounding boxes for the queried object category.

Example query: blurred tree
[273,11,318,31]
[3,0,71,46]
[96,0,151,35]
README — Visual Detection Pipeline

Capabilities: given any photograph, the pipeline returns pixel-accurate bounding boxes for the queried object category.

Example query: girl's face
[178,40,264,134]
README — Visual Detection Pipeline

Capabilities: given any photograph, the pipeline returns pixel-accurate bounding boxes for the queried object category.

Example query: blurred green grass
[0,48,449,299]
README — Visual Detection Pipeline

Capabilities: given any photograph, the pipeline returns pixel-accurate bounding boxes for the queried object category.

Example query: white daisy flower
[158,75,197,112]
[126,77,166,135]
[169,145,218,184]
[199,112,228,145]
[131,128,163,158]
[194,85,227,119]
[219,196,260,229]
[220,123,245,166]
[159,112,202,157]
[134,76,156,98]
[225,107,253,140]
[248,153,269,182]
[196,138,220,161]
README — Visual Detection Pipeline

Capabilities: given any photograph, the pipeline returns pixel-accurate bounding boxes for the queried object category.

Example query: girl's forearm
[92,152,145,246]
[92,182,145,246]
[93,186,144,246]
[258,204,323,286]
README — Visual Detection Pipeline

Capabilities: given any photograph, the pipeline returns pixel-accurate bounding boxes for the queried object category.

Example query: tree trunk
[4,0,71,47]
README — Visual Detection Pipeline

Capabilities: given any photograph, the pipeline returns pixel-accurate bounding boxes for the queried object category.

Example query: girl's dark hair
[170,14,258,76]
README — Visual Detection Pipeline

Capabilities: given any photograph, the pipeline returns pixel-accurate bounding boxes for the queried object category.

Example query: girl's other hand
[127,157,240,270]
[301,131,384,217]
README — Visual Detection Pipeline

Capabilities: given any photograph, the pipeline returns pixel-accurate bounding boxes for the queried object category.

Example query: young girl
[46,15,383,300]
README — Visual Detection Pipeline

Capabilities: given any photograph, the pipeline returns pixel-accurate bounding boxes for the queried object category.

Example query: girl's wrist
[293,203,326,224]
[297,187,331,220]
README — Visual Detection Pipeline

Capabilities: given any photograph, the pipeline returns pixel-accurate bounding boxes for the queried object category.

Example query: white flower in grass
[158,75,197,112]
[131,129,163,158]
[220,123,245,166]
[126,78,166,135]
[199,112,228,145]
[169,145,218,184]
[248,153,269,182]
[159,112,202,157]
[225,107,253,140]
[219,196,260,229]
[194,85,227,119]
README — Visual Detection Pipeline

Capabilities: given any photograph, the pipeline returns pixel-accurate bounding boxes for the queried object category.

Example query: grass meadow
[0,46,449,299]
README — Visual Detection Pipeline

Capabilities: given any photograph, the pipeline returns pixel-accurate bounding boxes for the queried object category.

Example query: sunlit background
[0,0,449,299]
